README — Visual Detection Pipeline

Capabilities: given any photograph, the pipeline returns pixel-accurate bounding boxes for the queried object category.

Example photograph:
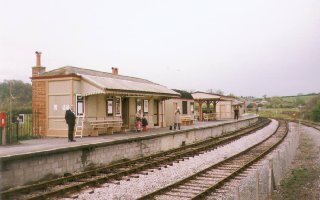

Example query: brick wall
[32,80,47,135]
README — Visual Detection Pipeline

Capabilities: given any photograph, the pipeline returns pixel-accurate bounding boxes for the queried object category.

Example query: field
[280,94,318,104]
[249,108,300,119]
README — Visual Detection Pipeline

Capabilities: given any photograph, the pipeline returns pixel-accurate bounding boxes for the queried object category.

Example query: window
[76,95,84,116]
[143,100,149,113]
[136,99,142,112]
[182,101,188,115]
[115,97,121,116]
[107,96,113,116]
[190,102,194,114]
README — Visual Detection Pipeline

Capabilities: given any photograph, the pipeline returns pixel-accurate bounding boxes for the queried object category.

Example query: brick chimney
[31,51,47,136]
[32,51,46,77]
[36,51,41,66]
[111,67,118,75]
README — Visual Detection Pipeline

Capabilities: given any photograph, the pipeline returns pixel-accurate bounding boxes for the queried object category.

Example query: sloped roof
[191,91,236,101]
[232,99,244,105]
[41,66,180,97]
[191,92,221,100]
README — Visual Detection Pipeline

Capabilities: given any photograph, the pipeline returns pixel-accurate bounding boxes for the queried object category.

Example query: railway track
[0,118,270,200]
[138,120,288,200]
[299,121,320,131]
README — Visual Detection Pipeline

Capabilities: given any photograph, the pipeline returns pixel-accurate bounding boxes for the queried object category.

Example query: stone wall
[0,117,258,190]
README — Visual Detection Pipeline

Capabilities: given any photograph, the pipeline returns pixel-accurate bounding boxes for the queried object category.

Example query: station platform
[0,115,256,158]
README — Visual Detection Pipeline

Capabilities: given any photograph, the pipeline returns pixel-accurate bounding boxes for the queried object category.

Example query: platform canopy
[232,99,244,106]
[191,92,235,121]
[191,92,221,101]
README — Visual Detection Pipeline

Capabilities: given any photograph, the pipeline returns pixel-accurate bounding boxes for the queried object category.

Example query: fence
[0,113,36,145]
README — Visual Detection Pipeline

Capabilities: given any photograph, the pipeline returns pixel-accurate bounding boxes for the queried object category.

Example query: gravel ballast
[63,120,279,200]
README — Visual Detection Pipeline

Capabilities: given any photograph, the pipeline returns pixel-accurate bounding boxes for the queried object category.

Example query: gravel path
[62,120,278,200]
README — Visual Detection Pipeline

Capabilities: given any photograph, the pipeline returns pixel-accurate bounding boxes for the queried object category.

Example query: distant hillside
[0,80,32,113]
[247,93,320,109]
[281,93,319,104]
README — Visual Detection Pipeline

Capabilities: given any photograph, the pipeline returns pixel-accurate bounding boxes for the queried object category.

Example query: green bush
[312,103,320,122]
[247,103,253,108]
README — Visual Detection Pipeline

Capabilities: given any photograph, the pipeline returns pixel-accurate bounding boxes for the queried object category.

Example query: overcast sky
[0,0,319,97]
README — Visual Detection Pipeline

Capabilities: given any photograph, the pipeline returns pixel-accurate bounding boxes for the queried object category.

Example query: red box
[0,112,6,127]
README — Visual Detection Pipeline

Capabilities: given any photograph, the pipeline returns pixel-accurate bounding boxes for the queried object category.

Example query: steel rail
[300,121,320,131]
[137,120,288,200]
[1,118,270,200]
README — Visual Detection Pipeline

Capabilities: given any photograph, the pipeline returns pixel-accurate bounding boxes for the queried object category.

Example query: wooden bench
[89,119,123,136]
[181,115,194,125]
[203,113,218,121]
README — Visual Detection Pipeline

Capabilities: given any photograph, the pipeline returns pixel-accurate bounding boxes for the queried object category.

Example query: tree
[0,80,32,113]
[215,89,224,95]
[188,89,196,93]
[206,89,224,95]
[247,103,254,108]
[301,94,320,120]
[312,103,320,122]
[270,96,283,108]
[206,89,214,94]
[295,96,305,107]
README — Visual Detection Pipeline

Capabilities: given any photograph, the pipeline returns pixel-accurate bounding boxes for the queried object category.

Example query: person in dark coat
[65,105,76,142]
[234,106,239,120]
[142,114,148,132]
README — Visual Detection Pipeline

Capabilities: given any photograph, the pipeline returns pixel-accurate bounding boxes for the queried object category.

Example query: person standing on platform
[234,106,239,120]
[174,107,181,130]
[142,114,148,132]
[65,105,76,142]
[135,110,142,132]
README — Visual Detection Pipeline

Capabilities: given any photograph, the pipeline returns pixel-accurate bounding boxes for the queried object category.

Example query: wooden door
[122,98,129,126]
[154,100,159,126]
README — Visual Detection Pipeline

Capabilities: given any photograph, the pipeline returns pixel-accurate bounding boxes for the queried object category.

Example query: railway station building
[165,89,195,126]
[191,92,245,120]
[31,52,179,137]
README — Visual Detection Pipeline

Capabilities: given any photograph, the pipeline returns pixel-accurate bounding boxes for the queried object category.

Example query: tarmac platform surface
[0,115,257,158]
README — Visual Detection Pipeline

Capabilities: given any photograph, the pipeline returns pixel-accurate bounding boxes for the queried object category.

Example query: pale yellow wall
[86,95,97,118]
[46,78,174,134]
[48,80,73,130]
[128,98,137,128]
[47,78,175,135]
[97,95,106,118]
[73,80,81,94]
[48,95,71,117]
[128,97,158,129]
[217,101,233,119]
[85,94,113,119]
[48,118,68,130]
[48,80,70,94]
[165,99,194,126]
